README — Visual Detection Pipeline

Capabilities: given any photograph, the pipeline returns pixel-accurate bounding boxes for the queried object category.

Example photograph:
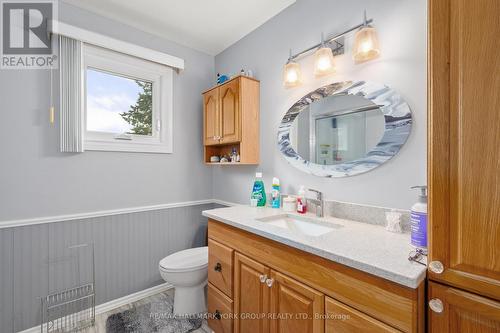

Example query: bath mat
[106,293,202,333]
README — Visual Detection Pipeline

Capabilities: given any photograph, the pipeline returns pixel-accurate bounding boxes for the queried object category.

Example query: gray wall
[213,0,427,209]
[0,203,213,333]
[0,2,215,221]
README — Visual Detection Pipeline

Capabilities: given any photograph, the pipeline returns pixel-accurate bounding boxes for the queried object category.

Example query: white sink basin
[256,214,340,237]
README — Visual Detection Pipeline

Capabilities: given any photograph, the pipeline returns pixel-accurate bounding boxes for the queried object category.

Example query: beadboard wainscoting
[0,202,223,333]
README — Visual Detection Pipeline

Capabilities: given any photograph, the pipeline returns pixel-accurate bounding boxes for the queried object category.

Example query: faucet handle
[307,188,323,200]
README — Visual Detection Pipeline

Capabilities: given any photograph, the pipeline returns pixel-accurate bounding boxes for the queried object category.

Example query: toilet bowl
[159,246,208,315]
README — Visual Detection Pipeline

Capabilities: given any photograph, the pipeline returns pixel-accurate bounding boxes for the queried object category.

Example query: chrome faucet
[307,188,324,217]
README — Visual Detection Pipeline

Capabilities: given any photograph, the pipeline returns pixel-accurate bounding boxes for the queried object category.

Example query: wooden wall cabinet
[202,76,259,165]
[207,219,424,333]
[428,0,500,330]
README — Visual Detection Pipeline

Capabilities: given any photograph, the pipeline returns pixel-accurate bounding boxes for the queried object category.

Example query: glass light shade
[352,26,380,63]
[283,61,302,88]
[313,47,336,76]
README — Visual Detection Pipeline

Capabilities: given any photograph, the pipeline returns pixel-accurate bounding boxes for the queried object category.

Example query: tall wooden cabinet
[202,76,259,164]
[428,0,500,330]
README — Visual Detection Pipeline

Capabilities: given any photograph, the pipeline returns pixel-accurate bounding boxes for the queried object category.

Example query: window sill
[84,140,172,154]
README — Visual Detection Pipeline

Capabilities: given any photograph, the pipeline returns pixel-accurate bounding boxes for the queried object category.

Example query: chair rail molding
[0,199,238,229]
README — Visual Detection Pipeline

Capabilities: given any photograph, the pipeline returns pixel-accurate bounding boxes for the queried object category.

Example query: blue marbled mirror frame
[277,81,412,177]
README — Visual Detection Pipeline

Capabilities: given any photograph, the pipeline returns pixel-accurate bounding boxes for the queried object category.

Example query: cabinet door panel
[219,79,240,144]
[204,88,219,145]
[428,0,500,300]
[234,252,270,333]
[270,270,324,333]
[325,297,399,333]
[428,282,500,333]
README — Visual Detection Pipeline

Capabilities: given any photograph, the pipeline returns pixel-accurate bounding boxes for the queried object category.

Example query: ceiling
[62,0,296,55]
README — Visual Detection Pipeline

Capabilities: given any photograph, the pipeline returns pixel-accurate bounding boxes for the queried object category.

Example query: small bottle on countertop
[296,185,307,214]
[251,172,266,207]
[271,177,281,208]
[410,186,428,254]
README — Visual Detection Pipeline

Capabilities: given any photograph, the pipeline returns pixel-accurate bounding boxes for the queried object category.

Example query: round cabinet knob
[214,310,222,320]
[259,274,267,283]
[429,261,444,274]
[214,262,222,272]
[429,298,444,313]
[265,278,274,287]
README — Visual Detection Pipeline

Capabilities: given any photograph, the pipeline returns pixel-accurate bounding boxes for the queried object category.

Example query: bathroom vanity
[203,206,426,333]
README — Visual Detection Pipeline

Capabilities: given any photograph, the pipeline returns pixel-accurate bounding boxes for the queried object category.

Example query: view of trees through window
[120,80,153,135]
[86,69,153,136]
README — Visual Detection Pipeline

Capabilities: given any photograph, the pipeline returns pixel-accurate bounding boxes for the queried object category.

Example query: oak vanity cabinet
[202,76,259,164]
[428,0,500,331]
[207,219,425,333]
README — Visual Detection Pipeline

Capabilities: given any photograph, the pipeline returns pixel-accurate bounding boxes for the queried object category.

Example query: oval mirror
[278,81,412,177]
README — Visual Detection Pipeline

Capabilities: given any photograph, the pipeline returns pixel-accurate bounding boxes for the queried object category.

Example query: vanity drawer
[208,238,234,297]
[326,297,400,333]
[208,283,234,333]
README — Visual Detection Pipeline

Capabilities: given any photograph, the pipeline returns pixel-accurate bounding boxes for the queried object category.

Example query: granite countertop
[202,205,427,289]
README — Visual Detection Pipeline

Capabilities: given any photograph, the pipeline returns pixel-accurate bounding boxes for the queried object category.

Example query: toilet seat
[159,246,208,273]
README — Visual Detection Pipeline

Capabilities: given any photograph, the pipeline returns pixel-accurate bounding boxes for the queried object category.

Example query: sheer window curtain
[59,35,84,153]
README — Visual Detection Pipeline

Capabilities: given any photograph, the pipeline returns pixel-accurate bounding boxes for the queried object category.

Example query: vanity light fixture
[313,33,336,77]
[282,10,378,88]
[283,49,303,88]
[353,11,381,63]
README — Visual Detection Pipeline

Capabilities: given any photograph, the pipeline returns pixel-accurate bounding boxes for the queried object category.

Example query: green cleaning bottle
[251,172,266,207]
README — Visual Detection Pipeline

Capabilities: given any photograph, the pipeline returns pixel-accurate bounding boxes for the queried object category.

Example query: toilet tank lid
[159,246,208,271]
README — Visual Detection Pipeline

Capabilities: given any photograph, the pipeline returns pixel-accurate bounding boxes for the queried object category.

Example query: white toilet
[159,246,208,315]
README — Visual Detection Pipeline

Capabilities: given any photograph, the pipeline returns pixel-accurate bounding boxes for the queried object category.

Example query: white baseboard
[95,282,173,314]
[18,283,173,333]
[201,322,214,333]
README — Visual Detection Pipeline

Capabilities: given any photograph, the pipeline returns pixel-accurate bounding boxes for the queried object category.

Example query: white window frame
[83,44,173,153]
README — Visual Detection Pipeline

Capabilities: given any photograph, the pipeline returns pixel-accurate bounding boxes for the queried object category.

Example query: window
[83,44,173,153]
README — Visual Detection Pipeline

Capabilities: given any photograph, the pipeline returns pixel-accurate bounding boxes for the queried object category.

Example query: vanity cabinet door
[219,79,240,144]
[204,88,220,145]
[325,297,399,333]
[428,281,500,332]
[269,270,324,333]
[234,252,270,333]
[428,0,500,300]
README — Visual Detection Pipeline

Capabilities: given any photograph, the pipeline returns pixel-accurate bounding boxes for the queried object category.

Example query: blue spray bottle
[271,177,280,208]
